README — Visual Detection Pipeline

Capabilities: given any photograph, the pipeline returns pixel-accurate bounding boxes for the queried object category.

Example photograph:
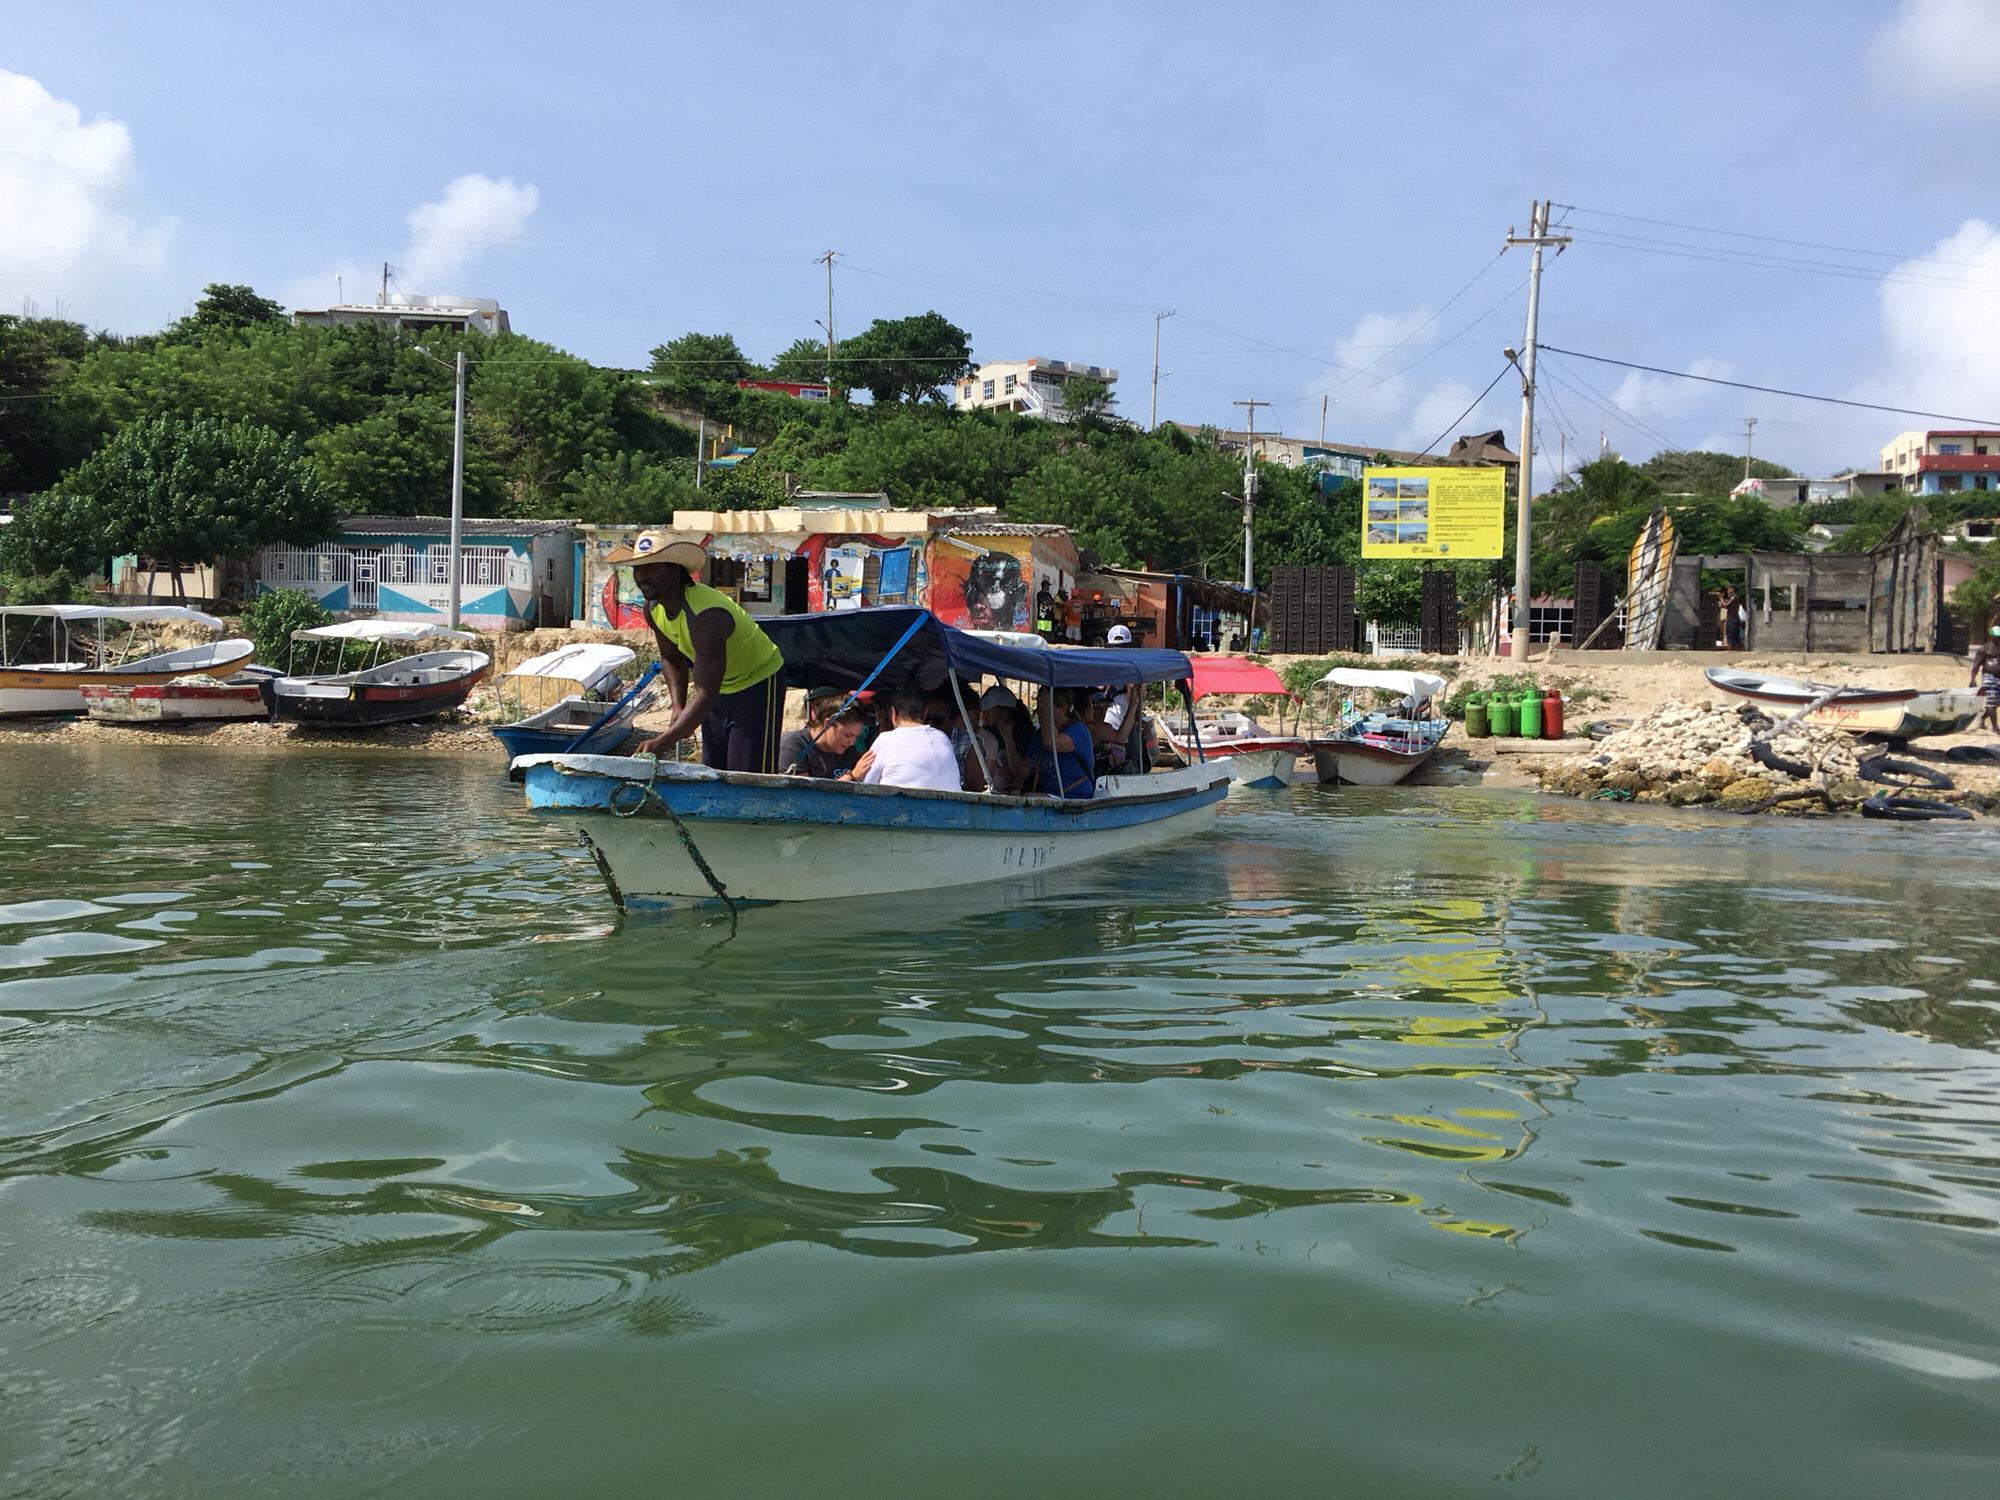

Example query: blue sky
[5,0,1999,477]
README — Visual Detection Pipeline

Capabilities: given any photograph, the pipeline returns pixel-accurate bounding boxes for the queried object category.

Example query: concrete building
[952,359,1118,421]
[1878,429,2000,494]
[291,294,511,338]
[255,515,575,631]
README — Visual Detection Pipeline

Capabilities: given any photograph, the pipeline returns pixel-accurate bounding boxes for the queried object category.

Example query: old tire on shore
[1857,756,1953,791]
[1859,794,1972,822]
[1751,740,1812,779]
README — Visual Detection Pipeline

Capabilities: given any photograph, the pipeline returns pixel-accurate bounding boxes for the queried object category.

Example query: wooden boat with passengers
[0,605,254,718]
[514,605,1234,910]
[266,620,490,728]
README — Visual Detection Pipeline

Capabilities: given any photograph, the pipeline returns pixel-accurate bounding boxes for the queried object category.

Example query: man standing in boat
[610,532,787,772]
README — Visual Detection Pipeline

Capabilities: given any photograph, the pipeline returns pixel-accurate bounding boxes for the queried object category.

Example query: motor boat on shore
[82,665,281,724]
[1307,667,1449,786]
[515,606,1233,910]
[267,620,490,729]
[0,605,255,718]
[1158,655,1303,787]
[490,643,657,758]
[1704,667,1981,741]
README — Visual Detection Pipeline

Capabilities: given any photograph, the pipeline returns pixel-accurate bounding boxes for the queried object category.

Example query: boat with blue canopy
[515,605,1233,910]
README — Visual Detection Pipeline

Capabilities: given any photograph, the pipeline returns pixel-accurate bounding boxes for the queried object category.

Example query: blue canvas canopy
[760,606,1192,693]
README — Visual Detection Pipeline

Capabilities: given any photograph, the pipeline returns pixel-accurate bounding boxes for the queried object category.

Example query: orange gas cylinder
[1541,688,1565,739]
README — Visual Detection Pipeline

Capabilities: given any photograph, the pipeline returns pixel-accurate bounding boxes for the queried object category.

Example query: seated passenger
[779,696,867,781]
[1032,686,1096,799]
[970,684,1033,793]
[854,691,963,791]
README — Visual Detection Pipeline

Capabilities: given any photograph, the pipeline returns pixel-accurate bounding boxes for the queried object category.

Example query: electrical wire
[1540,345,2000,426]
[1415,364,1513,458]
[1556,202,1999,274]
[1536,356,1680,454]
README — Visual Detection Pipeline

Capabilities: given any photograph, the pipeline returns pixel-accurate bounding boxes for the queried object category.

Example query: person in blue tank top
[1031,687,1095,799]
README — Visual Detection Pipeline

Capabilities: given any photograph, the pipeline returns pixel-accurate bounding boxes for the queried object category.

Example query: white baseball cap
[1105,624,1133,645]
[978,684,1021,710]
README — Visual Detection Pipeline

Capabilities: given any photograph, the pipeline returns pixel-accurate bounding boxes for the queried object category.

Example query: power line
[1309,249,1512,399]
[1415,363,1512,457]
[1557,202,1998,274]
[1568,230,2000,296]
[1537,357,1679,453]
[1539,345,2000,426]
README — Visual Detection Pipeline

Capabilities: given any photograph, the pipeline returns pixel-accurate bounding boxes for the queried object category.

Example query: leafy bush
[241,588,332,669]
[0,566,90,605]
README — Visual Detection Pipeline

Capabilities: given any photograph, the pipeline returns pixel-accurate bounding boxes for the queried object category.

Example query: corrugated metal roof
[338,514,577,537]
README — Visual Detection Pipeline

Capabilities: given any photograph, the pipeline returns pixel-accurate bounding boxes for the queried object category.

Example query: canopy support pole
[1180,680,1204,763]
[947,671,996,793]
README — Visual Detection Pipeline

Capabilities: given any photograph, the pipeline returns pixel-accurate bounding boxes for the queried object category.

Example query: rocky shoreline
[1523,698,2000,817]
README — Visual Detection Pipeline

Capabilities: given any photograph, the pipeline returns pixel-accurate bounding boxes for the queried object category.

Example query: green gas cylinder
[1518,686,1543,739]
[1488,694,1515,737]
[1464,694,1489,738]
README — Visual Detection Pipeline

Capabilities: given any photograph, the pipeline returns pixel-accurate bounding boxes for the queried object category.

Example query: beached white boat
[0,605,254,717]
[490,643,655,758]
[1704,667,1981,740]
[516,606,1232,909]
[81,665,280,724]
[1307,668,1449,785]
[268,621,490,729]
[1158,656,1304,788]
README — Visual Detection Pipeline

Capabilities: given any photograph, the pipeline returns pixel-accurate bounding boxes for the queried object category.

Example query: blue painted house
[254,515,577,631]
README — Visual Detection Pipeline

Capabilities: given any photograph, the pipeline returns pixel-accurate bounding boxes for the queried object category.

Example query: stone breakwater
[1530,699,1995,816]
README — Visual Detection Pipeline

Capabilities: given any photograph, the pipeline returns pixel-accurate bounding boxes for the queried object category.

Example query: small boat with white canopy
[1307,667,1449,786]
[1157,655,1304,788]
[515,605,1233,911]
[0,605,254,718]
[490,643,656,759]
[266,620,490,729]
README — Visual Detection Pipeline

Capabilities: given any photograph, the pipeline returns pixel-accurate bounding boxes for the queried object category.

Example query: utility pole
[1503,198,1571,662]
[1233,398,1270,592]
[447,350,466,629]
[1149,310,1175,430]
[1743,416,1758,480]
[380,261,390,306]
[695,415,705,491]
[815,250,839,395]
[1319,394,1329,447]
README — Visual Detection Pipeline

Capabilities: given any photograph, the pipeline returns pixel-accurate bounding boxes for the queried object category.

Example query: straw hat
[603,529,707,571]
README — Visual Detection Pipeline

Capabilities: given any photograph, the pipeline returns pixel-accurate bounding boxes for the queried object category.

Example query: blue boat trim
[525,764,1227,834]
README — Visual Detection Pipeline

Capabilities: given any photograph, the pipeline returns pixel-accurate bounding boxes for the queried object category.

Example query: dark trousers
[701,673,782,774]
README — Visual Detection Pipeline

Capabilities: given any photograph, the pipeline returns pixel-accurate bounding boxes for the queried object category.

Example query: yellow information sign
[1360,466,1505,559]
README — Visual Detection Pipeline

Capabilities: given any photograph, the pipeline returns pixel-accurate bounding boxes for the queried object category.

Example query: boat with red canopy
[1159,655,1304,787]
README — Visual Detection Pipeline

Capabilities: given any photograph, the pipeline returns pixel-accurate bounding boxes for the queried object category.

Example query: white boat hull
[522,756,1234,908]
[1226,749,1297,788]
[1311,743,1438,786]
[0,640,256,718]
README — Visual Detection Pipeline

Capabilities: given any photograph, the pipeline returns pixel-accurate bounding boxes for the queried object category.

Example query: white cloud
[1611,356,1736,424]
[0,69,173,315]
[1861,216,2000,425]
[1870,0,2000,107]
[397,173,538,293]
[1307,305,1513,453]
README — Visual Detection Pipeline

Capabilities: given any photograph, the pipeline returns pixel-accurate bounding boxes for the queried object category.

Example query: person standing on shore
[1971,624,2000,734]
[608,531,786,772]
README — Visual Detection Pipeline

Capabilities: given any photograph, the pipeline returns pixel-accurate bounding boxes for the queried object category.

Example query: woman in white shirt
[853,691,963,792]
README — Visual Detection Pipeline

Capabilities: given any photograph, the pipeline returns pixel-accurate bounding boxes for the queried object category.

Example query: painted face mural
[963,553,1027,630]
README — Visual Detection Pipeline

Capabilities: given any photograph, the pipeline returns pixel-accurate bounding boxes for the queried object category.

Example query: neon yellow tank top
[649,582,784,695]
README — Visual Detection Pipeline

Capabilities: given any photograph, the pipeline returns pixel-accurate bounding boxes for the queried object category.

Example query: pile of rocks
[1533,698,1869,812]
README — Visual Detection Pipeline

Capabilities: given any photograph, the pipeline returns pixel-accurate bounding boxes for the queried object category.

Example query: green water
[4,744,2000,1498]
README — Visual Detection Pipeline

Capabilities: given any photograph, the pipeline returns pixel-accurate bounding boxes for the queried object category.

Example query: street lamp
[414,344,467,630]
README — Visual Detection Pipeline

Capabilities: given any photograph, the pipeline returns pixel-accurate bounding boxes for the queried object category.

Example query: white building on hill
[953,358,1118,421]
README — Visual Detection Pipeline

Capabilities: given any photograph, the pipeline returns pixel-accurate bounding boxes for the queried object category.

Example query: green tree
[647,331,756,411]
[41,415,337,588]
[836,312,973,404]
[241,587,334,667]
[1058,376,1118,428]
[563,450,696,525]
[769,336,833,385]
[166,283,287,342]
[0,315,104,490]
[1639,448,1792,493]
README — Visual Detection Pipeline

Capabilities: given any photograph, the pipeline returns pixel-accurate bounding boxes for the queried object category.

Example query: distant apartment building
[953,358,1118,421]
[1879,429,2000,493]
[291,293,511,338]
